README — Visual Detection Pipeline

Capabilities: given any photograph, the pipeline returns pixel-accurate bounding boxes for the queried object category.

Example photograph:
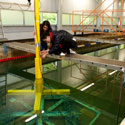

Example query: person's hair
[40,20,52,33]
[41,32,50,40]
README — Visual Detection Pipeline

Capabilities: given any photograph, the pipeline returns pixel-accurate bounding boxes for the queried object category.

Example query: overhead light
[80,83,95,91]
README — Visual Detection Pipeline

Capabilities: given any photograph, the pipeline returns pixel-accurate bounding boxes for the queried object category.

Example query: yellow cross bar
[8,90,35,95]
[8,89,70,114]
[8,89,70,96]
[43,89,70,95]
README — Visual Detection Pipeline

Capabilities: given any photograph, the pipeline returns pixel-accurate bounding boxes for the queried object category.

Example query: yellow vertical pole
[34,0,43,114]
[34,0,42,79]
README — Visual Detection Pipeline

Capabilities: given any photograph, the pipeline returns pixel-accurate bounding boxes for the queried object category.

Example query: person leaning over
[41,30,77,58]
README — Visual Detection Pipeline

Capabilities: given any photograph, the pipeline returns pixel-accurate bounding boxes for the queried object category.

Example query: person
[41,30,77,58]
[40,20,53,51]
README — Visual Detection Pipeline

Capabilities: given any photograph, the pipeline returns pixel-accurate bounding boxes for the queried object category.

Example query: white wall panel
[0,0,28,4]
[0,0,98,13]
[101,0,114,10]
[39,0,57,12]
[1,10,23,25]
[0,0,57,12]
[62,0,97,14]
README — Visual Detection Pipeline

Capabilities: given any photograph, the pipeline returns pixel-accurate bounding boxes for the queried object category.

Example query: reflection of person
[40,20,52,50]
[41,30,77,58]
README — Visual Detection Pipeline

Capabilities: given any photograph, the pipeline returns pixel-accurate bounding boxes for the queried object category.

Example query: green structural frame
[10,95,101,125]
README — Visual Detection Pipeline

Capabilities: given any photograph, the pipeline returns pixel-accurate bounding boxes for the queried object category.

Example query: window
[24,11,34,25]
[73,15,81,25]
[1,10,23,25]
[42,13,57,25]
[62,14,69,25]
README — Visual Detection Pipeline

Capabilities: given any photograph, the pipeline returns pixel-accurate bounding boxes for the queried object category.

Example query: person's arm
[49,34,62,54]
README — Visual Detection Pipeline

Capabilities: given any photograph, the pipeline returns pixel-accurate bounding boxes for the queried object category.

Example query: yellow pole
[34,0,43,114]
[34,0,42,79]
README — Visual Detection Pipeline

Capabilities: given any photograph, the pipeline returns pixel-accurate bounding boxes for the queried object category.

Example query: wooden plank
[5,42,125,71]
[6,42,35,54]
[75,37,125,45]
[48,54,125,71]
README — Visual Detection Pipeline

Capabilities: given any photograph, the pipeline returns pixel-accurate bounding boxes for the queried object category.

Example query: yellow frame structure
[7,0,70,116]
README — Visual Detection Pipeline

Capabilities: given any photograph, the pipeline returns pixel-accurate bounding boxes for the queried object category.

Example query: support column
[96,0,102,30]
[94,51,98,57]
[117,0,124,30]
[120,0,124,27]
[112,0,115,26]
[57,61,62,83]
[94,51,98,72]
[114,45,120,60]
[57,0,63,30]
[116,68,125,124]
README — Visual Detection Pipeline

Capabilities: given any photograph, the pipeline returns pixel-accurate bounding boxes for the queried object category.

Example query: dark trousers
[61,38,77,54]
[53,39,77,55]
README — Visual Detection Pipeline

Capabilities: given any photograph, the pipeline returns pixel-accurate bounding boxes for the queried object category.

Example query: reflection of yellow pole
[34,0,42,79]
[34,79,43,114]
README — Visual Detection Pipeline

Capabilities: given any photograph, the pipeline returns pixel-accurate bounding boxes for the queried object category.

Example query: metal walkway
[75,36,125,45]
[5,42,125,72]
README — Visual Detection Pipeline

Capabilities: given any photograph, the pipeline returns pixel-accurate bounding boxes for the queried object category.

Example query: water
[0,45,124,124]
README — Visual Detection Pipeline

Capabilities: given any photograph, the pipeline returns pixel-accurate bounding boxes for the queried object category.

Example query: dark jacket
[49,30,77,54]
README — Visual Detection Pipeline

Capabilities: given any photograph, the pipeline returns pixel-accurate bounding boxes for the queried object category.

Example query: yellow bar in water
[8,90,35,95]
[43,89,70,95]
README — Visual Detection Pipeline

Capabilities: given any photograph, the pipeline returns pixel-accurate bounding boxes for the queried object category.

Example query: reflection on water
[0,74,34,124]
[43,45,125,124]
[0,45,124,124]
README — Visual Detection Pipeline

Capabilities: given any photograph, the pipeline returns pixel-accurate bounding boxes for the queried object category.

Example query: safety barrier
[0,54,35,63]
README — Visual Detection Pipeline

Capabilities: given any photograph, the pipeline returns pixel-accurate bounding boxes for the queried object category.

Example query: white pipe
[108,70,117,75]
[25,110,44,123]
[80,83,95,91]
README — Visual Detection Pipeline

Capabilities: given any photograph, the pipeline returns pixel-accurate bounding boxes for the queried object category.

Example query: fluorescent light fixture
[25,114,37,123]
[80,83,94,91]
[25,110,44,123]
[108,70,117,76]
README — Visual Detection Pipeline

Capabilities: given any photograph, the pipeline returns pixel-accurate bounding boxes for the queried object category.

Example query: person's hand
[42,51,48,58]
[41,49,49,58]
[42,53,47,58]
[41,50,49,55]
